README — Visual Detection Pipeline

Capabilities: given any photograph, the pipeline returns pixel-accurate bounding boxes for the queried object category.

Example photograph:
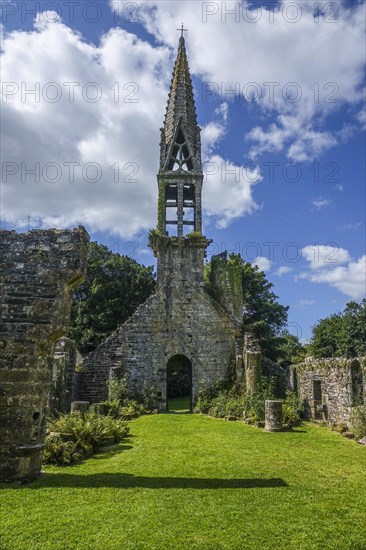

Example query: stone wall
[0,227,88,481]
[79,239,238,409]
[49,337,78,414]
[295,358,366,426]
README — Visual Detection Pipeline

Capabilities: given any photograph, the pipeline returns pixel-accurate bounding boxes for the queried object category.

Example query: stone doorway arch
[166,355,192,412]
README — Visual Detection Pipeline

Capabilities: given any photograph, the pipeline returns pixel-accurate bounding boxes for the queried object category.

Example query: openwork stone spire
[162,35,199,158]
[157,33,203,238]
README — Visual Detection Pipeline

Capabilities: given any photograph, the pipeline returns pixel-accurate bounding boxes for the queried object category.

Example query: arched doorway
[166,355,192,412]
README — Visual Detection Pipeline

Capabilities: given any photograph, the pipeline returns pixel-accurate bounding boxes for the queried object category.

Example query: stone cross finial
[177,23,187,37]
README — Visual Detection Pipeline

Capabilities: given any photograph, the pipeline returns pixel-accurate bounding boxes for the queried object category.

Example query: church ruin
[78,35,243,410]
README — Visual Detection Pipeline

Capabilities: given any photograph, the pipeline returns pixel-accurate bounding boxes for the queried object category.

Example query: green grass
[1,415,366,550]
[167,395,191,412]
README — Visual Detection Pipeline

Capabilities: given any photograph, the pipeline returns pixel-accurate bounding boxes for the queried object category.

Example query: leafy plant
[349,406,366,439]
[43,411,130,466]
[282,391,304,427]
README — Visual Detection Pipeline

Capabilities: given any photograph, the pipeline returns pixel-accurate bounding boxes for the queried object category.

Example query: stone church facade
[79,35,241,409]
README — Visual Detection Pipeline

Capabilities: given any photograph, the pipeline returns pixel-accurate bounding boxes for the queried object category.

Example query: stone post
[265,400,283,432]
[0,227,88,482]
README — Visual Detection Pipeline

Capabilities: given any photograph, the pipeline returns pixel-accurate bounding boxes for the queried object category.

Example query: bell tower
[157,31,203,237]
[151,30,210,287]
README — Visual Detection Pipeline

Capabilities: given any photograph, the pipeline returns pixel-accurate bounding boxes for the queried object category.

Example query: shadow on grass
[19,474,288,490]
[93,444,133,460]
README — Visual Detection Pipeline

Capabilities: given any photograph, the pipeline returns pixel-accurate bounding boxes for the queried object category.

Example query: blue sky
[1,0,365,340]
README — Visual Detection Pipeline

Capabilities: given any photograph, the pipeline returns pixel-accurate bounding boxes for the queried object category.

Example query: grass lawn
[1,415,365,550]
[167,395,191,412]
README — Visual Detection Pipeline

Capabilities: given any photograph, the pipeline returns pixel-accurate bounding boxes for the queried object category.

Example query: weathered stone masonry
[78,36,242,409]
[295,358,366,426]
[0,227,88,481]
[80,238,238,407]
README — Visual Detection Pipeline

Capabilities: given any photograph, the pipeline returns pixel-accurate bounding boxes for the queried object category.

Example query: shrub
[107,376,158,414]
[350,405,366,439]
[243,378,276,422]
[43,411,129,466]
[282,391,304,428]
[108,375,130,403]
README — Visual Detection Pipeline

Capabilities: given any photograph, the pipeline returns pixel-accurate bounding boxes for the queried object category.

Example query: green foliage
[185,231,202,240]
[108,374,130,404]
[43,411,130,466]
[141,382,158,410]
[282,391,304,427]
[310,299,366,358]
[205,253,288,361]
[196,376,277,423]
[69,242,155,355]
[350,406,366,439]
[243,377,276,422]
[277,331,306,366]
[105,375,158,418]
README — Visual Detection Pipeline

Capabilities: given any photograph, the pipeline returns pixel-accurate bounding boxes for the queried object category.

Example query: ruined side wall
[296,358,366,425]
[49,337,77,414]
[0,227,88,482]
[80,283,237,408]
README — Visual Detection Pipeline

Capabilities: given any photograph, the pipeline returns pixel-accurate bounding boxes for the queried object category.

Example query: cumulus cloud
[275,266,293,276]
[117,0,366,162]
[302,245,351,269]
[0,16,261,237]
[201,103,262,228]
[300,246,366,300]
[252,256,271,272]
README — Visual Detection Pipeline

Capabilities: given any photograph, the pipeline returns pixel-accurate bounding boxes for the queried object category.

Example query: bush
[43,411,129,466]
[107,375,158,414]
[350,406,366,439]
[108,375,130,403]
[243,378,276,422]
[282,391,304,428]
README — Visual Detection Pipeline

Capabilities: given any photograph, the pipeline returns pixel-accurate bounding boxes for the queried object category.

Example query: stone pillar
[177,182,184,238]
[265,400,283,432]
[0,226,88,482]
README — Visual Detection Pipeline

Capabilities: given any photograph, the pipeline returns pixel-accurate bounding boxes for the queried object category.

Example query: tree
[277,332,306,366]
[206,253,289,361]
[69,242,156,355]
[310,299,366,358]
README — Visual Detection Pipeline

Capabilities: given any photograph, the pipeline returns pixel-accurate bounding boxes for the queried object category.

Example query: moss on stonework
[186,231,202,239]
[148,229,170,254]
[295,357,366,372]
[157,180,166,232]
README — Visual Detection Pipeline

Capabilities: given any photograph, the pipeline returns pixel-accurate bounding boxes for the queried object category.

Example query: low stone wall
[0,227,88,482]
[295,357,366,426]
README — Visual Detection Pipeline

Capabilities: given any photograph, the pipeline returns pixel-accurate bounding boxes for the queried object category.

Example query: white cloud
[252,256,272,272]
[299,299,316,308]
[338,222,362,230]
[300,246,366,300]
[121,0,366,161]
[311,198,332,211]
[275,266,293,276]
[302,245,351,270]
[0,16,260,237]
[302,255,366,300]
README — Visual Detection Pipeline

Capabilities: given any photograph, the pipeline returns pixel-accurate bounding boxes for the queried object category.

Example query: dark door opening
[166,355,192,413]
